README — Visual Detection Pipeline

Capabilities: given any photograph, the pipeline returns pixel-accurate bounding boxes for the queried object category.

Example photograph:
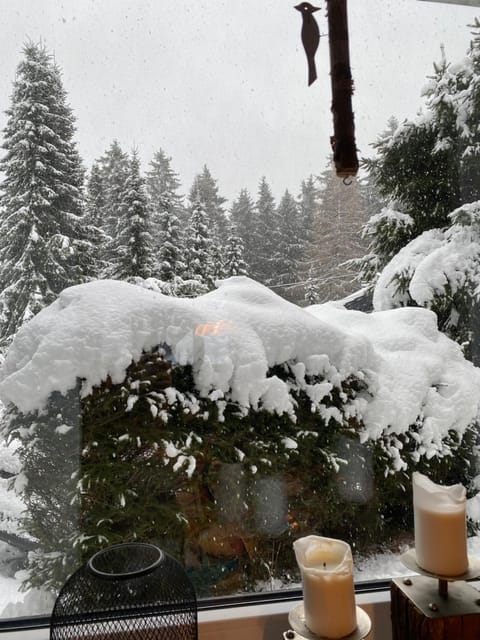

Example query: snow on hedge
[0,277,478,458]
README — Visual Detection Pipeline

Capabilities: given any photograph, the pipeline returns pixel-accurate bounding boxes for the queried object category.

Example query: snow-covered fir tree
[189,165,228,243]
[295,176,321,302]
[146,148,185,224]
[306,160,368,302]
[230,188,257,273]
[352,205,415,286]
[184,194,215,290]
[105,149,154,280]
[223,224,248,277]
[452,20,480,202]
[357,22,480,360]
[252,177,279,284]
[145,149,186,281]
[0,42,96,350]
[95,140,130,238]
[298,175,320,244]
[275,189,303,298]
[85,162,106,229]
[304,267,320,305]
[156,193,186,282]
[84,162,115,278]
[358,53,470,286]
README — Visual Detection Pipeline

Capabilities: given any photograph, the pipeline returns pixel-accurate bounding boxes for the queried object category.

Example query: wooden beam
[391,578,480,640]
[326,0,359,178]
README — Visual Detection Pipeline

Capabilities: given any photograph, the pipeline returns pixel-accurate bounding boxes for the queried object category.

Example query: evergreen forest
[0,42,375,357]
[2,19,480,600]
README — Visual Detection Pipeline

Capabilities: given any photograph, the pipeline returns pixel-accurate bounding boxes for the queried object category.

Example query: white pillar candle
[412,472,468,576]
[294,535,357,639]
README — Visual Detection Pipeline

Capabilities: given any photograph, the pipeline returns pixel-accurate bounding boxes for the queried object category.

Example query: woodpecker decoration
[294,2,321,86]
[294,0,359,179]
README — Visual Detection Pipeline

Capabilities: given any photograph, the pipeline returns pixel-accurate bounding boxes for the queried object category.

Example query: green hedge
[5,345,477,595]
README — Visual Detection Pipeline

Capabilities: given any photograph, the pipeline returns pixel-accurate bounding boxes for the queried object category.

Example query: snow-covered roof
[0,277,478,460]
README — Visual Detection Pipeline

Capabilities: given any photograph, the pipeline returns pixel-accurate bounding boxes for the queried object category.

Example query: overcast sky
[0,0,479,203]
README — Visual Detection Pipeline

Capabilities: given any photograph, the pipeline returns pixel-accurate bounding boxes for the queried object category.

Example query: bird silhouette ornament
[295,2,321,86]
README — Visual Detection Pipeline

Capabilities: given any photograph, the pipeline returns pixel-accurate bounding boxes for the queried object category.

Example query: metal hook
[343,176,353,186]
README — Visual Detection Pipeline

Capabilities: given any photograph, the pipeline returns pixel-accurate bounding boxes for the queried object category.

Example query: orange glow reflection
[194,320,234,336]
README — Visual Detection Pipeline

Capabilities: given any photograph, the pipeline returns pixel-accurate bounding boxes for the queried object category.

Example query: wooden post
[326,0,358,178]
[391,578,480,640]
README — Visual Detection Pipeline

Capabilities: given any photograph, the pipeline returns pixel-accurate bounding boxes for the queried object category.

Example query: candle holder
[284,603,371,640]
[391,548,480,639]
[397,548,480,616]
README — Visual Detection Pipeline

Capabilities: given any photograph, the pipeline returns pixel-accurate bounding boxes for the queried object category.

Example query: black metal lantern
[50,543,197,640]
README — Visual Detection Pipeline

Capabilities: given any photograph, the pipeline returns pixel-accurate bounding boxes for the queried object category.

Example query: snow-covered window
[1,0,480,625]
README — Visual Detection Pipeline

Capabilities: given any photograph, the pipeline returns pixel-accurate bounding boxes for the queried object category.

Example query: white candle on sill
[294,535,357,639]
[412,472,468,577]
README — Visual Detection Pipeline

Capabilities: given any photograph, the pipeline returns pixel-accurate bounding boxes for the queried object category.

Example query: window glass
[0,0,480,621]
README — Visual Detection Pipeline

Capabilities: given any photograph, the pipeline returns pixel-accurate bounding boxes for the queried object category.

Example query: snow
[0,440,24,537]
[1,276,478,470]
[373,229,445,310]
[308,301,480,458]
[365,207,414,233]
[0,475,24,536]
[373,201,480,314]
[0,276,480,614]
[0,277,365,415]
[0,586,54,619]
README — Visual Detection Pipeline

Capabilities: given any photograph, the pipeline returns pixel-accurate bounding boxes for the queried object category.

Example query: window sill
[0,589,393,640]
[198,590,392,640]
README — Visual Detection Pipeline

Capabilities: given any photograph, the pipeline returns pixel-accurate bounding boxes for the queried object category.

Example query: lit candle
[413,472,468,576]
[294,535,357,639]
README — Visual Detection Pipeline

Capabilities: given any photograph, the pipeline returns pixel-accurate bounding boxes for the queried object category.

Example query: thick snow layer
[0,277,478,461]
[307,302,480,451]
[0,277,371,415]
[373,229,445,311]
[373,201,480,314]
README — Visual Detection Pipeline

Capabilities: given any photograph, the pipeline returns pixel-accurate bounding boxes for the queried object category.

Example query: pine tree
[85,162,106,228]
[223,224,248,277]
[298,175,320,245]
[189,165,228,243]
[252,177,279,284]
[230,188,257,273]
[453,20,480,202]
[84,162,111,277]
[184,195,215,290]
[295,176,321,303]
[358,24,480,362]
[307,160,369,302]
[96,140,130,238]
[0,42,95,349]
[304,268,320,305]
[146,148,186,225]
[360,53,466,281]
[275,189,302,298]
[357,30,480,289]
[145,148,186,281]
[105,149,154,281]
[156,192,186,282]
